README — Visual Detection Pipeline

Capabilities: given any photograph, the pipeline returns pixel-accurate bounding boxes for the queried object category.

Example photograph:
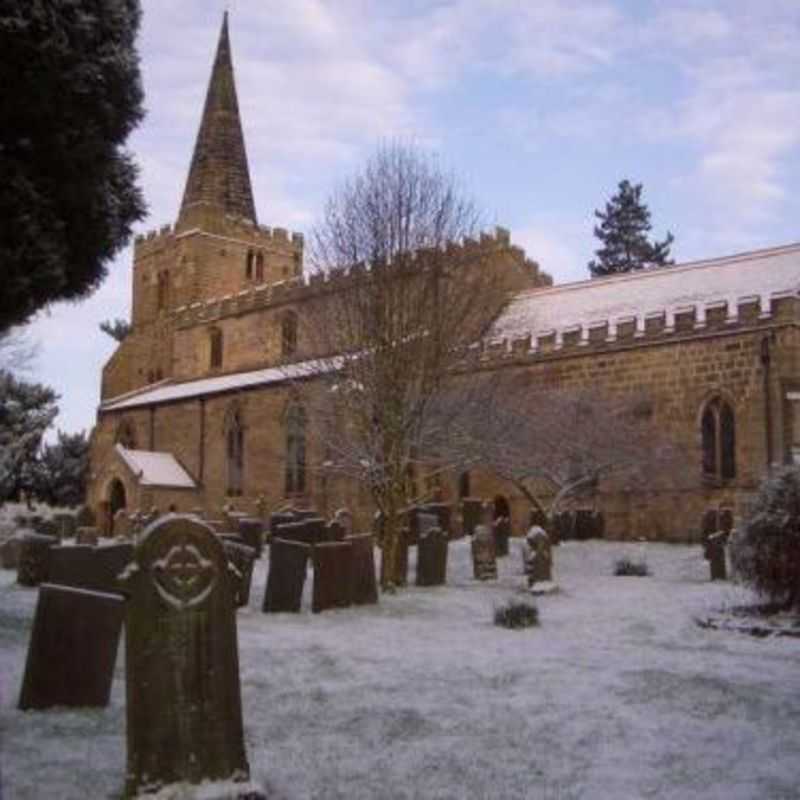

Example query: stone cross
[120,515,249,796]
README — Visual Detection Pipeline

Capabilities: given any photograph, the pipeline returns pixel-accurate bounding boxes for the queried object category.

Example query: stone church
[87,14,800,541]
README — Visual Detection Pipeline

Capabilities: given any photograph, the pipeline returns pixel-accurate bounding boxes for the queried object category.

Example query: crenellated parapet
[464,291,800,370]
[170,226,548,329]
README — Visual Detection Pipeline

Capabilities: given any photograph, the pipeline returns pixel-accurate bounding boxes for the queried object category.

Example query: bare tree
[440,375,689,522]
[300,142,521,589]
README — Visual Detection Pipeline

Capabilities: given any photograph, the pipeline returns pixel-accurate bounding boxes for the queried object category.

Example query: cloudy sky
[23,0,800,436]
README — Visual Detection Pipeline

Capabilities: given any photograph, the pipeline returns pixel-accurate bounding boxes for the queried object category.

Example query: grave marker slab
[53,513,77,540]
[121,515,249,796]
[1,535,24,569]
[94,542,135,595]
[461,498,482,537]
[494,517,511,557]
[76,526,99,546]
[263,538,310,613]
[416,526,448,586]
[471,525,497,580]
[224,541,257,608]
[19,583,124,709]
[312,541,354,613]
[47,545,96,590]
[237,517,264,558]
[17,534,57,586]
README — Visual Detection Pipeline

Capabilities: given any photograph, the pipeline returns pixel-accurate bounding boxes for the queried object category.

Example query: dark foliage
[0,1,146,333]
[613,557,650,577]
[730,467,800,609]
[0,370,58,504]
[33,430,89,508]
[99,318,132,342]
[588,180,674,277]
[494,599,539,629]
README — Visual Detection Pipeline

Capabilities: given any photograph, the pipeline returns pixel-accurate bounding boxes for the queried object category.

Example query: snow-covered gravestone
[471,524,497,581]
[416,525,448,586]
[493,516,511,557]
[461,498,482,537]
[120,515,250,796]
[522,526,552,586]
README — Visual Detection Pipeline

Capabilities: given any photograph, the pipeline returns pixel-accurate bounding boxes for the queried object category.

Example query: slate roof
[115,445,197,489]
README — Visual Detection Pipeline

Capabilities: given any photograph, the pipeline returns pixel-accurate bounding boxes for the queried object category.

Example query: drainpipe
[760,335,774,472]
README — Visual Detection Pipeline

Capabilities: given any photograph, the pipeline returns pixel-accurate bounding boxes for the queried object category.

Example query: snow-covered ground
[2,536,799,800]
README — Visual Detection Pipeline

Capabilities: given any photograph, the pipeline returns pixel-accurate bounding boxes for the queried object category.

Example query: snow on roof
[492,242,800,341]
[101,356,340,412]
[115,444,197,488]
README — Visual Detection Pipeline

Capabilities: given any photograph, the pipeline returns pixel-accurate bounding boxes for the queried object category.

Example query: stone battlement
[133,213,304,257]
[171,227,547,328]
[466,291,799,369]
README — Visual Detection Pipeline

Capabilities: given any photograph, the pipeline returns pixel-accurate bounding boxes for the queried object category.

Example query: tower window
[226,407,245,496]
[282,311,298,358]
[701,397,736,480]
[157,271,169,310]
[255,252,264,282]
[246,250,254,280]
[209,328,223,370]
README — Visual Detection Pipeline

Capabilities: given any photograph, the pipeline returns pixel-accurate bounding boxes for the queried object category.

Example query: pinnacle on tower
[178,12,257,227]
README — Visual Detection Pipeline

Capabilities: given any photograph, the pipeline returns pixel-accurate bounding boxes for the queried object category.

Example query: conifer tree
[588,180,674,277]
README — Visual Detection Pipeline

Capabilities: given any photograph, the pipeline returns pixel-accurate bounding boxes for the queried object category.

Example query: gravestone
[17,533,57,587]
[75,505,96,528]
[421,503,452,537]
[416,526,448,586]
[237,517,264,558]
[701,509,718,559]
[47,545,96,590]
[269,512,297,540]
[333,508,354,537]
[493,516,511,557]
[33,518,59,538]
[94,542,135,595]
[224,541,257,608]
[114,510,133,540]
[19,583,124,710]
[522,526,552,585]
[76,526,99,546]
[121,515,250,795]
[471,524,497,580]
[263,538,311,613]
[461,498,482,537]
[312,540,354,613]
[707,532,728,580]
[347,533,378,605]
[1,535,24,569]
[326,520,346,542]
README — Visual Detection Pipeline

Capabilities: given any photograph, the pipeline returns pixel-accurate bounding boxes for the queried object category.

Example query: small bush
[614,558,650,577]
[730,467,800,609]
[494,599,539,629]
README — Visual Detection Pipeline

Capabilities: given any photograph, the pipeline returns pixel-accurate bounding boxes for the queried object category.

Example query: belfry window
[226,407,245,496]
[115,418,137,449]
[701,397,736,480]
[255,252,265,282]
[209,328,223,370]
[246,250,254,280]
[285,405,306,495]
[157,271,169,310]
[281,311,298,358]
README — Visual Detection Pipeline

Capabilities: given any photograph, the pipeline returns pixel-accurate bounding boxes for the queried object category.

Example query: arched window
[285,405,306,495]
[226,407,245,496]
[255,251,264,282]
[458,471,471,499]
[701,397,736,480]
[245,250,254,280]
[209,328,223,370]
[115,418,137,449]
[281,311,298,358]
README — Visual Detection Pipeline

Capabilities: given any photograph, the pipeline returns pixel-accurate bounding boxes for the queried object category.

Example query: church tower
[102,13,304,399]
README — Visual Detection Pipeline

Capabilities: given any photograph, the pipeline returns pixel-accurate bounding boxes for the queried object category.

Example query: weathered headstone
[333,508,354,537]
[263,538,310,613]
[1,535,24,569]
[269,511,296,540]
[113,510,133,540]
[421,503,452,537]
[522,526,552,585]
[47,545,96,590]
[33,517,59,538]
[76,526,99,547]
[326,520,346,542]
[347,533,378,605]
[493,516,511,557]
[707,532,728,580]
[312,541,354,613]
[237,517,264,558]
[17,533,57,587]
[19,583,124,710]
[75,505,96,528]
[471,525,497,580]
[416,526,448,586]
[94,542,135,595]
[53,512,77,540]
[121,515,250,795]
[701,509,718,559]
[224,541,257,608]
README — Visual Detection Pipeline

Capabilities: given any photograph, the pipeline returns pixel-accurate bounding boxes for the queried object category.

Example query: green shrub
[494,599,539,629]
[730,467,800,609]
[613,557,650,576]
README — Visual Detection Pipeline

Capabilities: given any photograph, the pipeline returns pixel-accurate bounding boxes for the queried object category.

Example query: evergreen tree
[34,430,90,508]
[0,1,146,334]
[0,371,58,505]
[588,180,674,277]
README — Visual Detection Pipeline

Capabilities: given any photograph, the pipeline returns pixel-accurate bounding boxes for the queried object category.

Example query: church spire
[178,12,257,227]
